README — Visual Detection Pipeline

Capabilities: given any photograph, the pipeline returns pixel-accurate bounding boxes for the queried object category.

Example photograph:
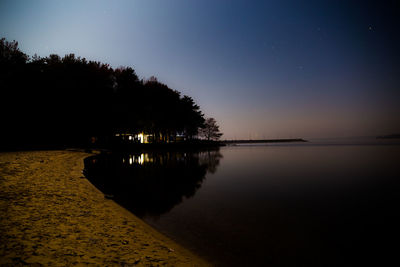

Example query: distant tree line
[0,38,222,149]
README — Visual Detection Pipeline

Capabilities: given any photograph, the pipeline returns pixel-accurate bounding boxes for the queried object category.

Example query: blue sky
[1,0,399,139]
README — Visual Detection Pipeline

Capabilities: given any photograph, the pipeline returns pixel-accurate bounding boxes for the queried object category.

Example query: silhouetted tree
[199,117,223,141]
[179,95,205,139]
[0,38,28,66]
[0,38,30,147]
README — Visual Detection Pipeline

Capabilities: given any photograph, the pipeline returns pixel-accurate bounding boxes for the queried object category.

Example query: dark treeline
[0,38,209,149]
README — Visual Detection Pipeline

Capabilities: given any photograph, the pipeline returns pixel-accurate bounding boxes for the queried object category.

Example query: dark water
[84,144,400,266]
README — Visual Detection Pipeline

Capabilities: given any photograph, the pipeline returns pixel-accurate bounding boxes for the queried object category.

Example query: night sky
[1,0,399,139]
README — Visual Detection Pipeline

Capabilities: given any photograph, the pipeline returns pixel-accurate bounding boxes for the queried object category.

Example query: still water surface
[85,143,400,266]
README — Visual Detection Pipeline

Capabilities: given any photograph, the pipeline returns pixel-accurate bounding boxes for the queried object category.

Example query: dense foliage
[0,38,206,148]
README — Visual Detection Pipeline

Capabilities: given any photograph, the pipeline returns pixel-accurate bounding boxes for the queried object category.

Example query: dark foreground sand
[0,150,209,266]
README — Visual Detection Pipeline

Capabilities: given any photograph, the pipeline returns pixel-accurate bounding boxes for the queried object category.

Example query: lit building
[114,132,152,143]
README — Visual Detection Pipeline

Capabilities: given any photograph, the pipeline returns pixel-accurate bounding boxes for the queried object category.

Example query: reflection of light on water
[125,154,147,165]
[138,154,144,164]
[146,154,153,163]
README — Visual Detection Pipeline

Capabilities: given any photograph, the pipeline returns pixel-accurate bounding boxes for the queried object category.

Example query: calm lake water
[84,142,400,266]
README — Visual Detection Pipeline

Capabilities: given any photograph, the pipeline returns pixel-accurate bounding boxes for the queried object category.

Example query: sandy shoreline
[0,150,208,266]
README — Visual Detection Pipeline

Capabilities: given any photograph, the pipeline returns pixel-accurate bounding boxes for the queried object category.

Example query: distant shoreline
[223,138,307,144]
[377,134,400,139]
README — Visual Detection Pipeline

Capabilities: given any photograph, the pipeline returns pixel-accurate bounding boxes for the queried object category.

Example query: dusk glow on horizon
[1,0,399,139]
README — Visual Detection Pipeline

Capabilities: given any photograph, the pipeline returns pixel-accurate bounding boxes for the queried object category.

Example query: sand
[0,150,209,266]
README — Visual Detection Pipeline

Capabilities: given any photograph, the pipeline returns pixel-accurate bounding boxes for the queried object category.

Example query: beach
[0,150,208,266]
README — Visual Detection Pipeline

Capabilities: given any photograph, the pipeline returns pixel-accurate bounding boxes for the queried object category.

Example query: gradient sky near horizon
[1,0,399,139]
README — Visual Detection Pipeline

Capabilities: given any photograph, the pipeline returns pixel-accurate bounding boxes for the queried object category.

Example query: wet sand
[0,150,208,266]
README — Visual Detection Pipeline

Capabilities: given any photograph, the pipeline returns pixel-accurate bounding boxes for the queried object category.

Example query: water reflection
[84,149,222,217]
[84,145,400,266]
[123,153,147,165]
